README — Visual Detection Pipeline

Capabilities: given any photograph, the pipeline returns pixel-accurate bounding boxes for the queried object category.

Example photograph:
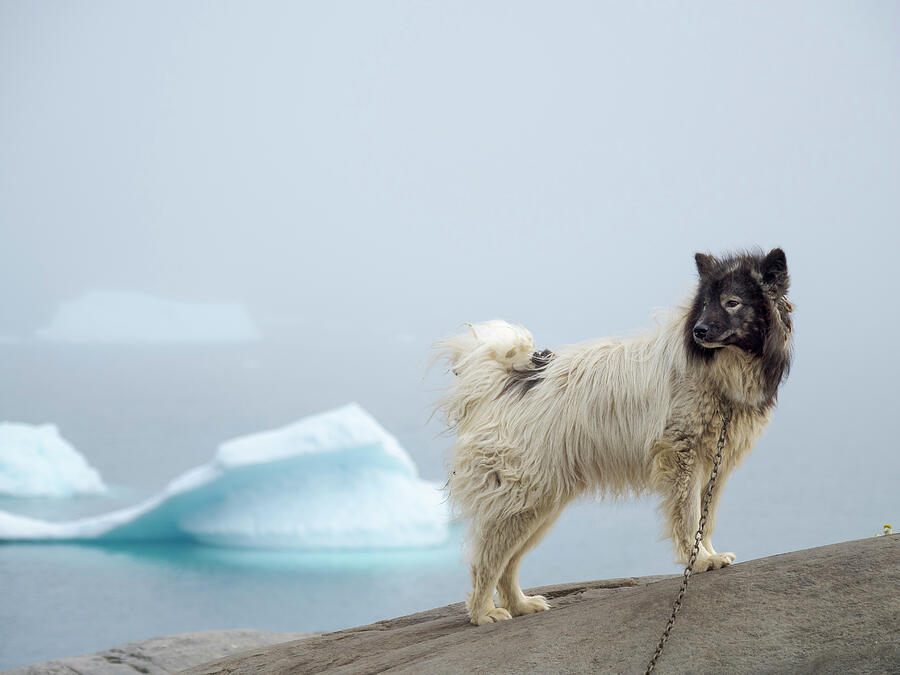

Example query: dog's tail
[433,320,537,429]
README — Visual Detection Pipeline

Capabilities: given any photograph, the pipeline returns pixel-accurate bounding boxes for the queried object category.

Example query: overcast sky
[1,1,898,340]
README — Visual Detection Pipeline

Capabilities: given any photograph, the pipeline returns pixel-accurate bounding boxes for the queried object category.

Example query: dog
[435,248,793,625]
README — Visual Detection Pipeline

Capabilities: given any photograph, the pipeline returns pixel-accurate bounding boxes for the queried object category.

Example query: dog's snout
[693,324,709,340]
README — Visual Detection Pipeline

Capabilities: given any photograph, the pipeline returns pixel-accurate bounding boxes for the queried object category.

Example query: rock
[185,536,899,674]
[6,630,313,675]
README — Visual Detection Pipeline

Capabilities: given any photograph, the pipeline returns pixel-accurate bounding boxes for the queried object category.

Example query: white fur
[435,306,783,625]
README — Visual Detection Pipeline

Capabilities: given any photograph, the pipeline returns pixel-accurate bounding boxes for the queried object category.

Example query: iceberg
[0,423,106,497]
[37,291,261,343]
[0,405,449,549]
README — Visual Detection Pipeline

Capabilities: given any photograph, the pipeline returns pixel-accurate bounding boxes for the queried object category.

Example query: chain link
[645,408,733,674]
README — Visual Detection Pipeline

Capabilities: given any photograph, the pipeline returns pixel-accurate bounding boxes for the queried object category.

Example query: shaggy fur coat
[436,249,793,625]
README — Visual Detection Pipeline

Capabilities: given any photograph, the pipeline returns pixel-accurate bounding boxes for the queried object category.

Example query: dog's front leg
[700,464,736,565]
[652,446,734,572]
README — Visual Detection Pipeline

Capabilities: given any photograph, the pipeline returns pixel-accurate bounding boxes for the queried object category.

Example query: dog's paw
[471,607,513,625]
[692,552,735,572]
[508,594,550,616]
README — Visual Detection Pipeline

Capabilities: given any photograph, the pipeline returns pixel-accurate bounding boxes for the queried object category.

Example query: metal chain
[645,408,733,674]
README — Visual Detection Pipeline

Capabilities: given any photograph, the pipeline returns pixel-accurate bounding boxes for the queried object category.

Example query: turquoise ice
[0,405,448,549]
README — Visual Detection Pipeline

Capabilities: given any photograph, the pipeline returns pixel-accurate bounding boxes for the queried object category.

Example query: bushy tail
[433,320,536,429]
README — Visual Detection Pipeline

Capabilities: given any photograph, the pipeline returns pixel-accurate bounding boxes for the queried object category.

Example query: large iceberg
[0,423,106,497]
[0,405,449,549]
[37,291,261,343]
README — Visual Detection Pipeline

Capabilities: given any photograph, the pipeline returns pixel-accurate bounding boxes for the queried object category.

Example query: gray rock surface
[6,630,312,675]
[185,536,899,674]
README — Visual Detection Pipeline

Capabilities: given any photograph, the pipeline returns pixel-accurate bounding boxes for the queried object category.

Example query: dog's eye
[725,299,741,309]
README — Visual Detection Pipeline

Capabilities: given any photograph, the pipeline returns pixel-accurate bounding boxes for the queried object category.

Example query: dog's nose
[693,324,709,340]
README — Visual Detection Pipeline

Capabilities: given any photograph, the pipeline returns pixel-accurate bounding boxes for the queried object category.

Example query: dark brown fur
[501,349,554,397]
[685,248,792,406]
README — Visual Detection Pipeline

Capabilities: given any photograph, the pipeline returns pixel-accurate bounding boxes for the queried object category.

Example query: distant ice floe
[0,405,449,549]
[0,423,106,497]
[36,291,261,343]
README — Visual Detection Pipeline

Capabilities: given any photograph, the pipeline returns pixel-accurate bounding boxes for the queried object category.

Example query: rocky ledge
[11,536,898,674]
[6,630,312,675]
[186,536,898,674]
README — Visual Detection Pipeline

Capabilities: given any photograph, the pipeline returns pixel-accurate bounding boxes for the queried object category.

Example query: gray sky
[1,1,898,339]
[0,0,898,562]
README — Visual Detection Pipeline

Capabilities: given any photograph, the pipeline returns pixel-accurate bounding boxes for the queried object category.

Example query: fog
[1,3,899,666]
[1,1,898,505]
[2,1,897,334]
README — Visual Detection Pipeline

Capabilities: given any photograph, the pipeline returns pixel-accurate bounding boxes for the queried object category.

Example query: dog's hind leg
[496,502,568,616]
[467,509,546,626]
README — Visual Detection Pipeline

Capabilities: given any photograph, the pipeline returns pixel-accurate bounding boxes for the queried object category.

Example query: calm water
[0,334,896,669]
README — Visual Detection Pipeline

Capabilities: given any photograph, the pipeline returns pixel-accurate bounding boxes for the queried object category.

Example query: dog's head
[687,248,789,355]
[686,247,793,404]
[685,248,794,405]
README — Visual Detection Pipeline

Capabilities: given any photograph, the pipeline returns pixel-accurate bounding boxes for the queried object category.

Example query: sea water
[0,332,895,669]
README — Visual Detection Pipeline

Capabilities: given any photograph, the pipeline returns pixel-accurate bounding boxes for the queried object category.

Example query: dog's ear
[694,252,717,278]
[761,248,789,296]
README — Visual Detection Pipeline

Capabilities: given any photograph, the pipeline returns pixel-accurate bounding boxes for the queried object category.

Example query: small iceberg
[0,405,448,549]
[37,291,261,343]
[0,423,106,497]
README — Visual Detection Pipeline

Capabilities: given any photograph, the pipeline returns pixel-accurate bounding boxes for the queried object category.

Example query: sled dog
[435,249,793,625]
